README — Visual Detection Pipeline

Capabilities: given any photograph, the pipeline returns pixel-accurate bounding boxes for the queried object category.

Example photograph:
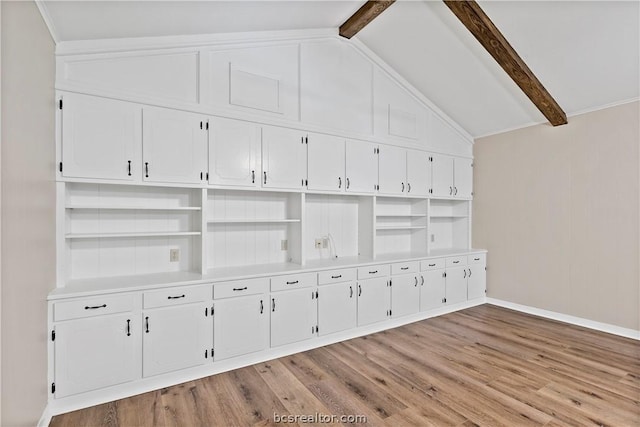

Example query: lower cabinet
[445,266,468,305]
[391,274,420,318]
[270,287,318,347]
[419,269,446,311]
[142,302,213,377]
[357,277,391,326]
[214,294,269,360]
[53,313,141,398]
[467,263,487,300]
[318,281,357,335]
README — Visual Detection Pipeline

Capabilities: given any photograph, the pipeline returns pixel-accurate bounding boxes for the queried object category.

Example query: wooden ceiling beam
[443,0,567,126]
[339,1,396,39]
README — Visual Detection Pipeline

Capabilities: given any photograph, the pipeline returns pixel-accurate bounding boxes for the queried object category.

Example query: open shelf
[66,205,201,211]
[376,225,427,231]
[66,231,201,239]
[207,218,300,224]
[376,214,427,218]
[429,214,468,218]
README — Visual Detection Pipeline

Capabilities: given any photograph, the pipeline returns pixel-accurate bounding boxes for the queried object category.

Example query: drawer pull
[260,299,264,314]
[474,258,480,261]
[126,319,131,336]
[232,287,248,291]
[167,295,185,300]
[358,284,362,296]
[401,267,409,270]
[368,270,378,274]
[428,263,436,267]
[286,280,299,285]
[331,275,342,279]
[84,304,107,310]
[145,316,149,333]
[350,285,353,298]
[453,261,460,264]
[272,298,276,312]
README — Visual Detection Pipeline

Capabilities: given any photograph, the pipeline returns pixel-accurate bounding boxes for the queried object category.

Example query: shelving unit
[375,197,428,257]
[428,199,470,251]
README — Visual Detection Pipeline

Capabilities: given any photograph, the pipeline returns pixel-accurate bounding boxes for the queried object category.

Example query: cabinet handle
[401,267,409,271]
[453,260,460,264]
[233,287,247,291]
[468,268,472,277]
[272,298,276,312]
[346,178,350,189]
[369,270,378,274]
[338,177,342,189]
[358,284,362,296]
[474,257,480,261]
[260,299,264,314]
[454,186,458,195]
[263,171,267,184]
[331,275,342,279]
[414,276,418,286]
[84,304,106,310]
[251,170,255,184]
[145,162,149,178]
[449,186,453,195]
[464,269,467,278]
[167,294,185,299]
[420,275,424,286]
[127,160,132,176]
[402,182,405,192]
[145,316,149,333]
[286,280,299,285]
[428,263,436,267]
[126,319,131,336]
[407,183,411,193]
[350,285,353,298]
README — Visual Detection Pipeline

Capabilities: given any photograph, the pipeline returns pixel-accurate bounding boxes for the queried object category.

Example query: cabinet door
[445,267,468,305]
[209,117,261,188]
[391,274,420,318]
[54,314,140,398]
[262,126,307,190]
[271,288,318,347]
[61,93,140,181]
[419,269,446,311]
[454,157,473,199]
[467,264,486,300]
[214,294,268,360]
[406,150,431,197]
[345,140,378,194]
[318,282,357,335]
[307,133,345,192]
[431,154,454,198]
[142,107,207,184]
[357,277,390,326]
[143,303,212,377]
[378,145,407,195]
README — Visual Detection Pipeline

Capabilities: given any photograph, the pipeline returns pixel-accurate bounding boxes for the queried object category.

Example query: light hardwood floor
[50,305,640,426]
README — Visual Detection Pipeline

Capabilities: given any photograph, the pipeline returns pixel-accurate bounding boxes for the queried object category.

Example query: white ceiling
[40,0,640,138]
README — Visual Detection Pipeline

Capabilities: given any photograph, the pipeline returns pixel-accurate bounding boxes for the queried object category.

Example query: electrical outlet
[322,237,329,248]
[169,249,180,262]
[281,240,288,251]
[430,234,435,243]
[314,239,322,249]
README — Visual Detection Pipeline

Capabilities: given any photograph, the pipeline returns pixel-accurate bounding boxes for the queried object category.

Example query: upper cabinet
[203,45,299,121]
[306,133,345,193]
[60,93,141,181]
[378,145,406,196]
[208,117,261,188]
[345,140,378,194]
[431,154,473,199]
[406,149,431,197]
[262,126,307,190]
[300,40,373,135]
[142,107,208,184]
[454,157,473,199]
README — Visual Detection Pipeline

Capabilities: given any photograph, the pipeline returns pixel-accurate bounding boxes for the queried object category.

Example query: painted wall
[473,101,640,331]
[1,1,56,425]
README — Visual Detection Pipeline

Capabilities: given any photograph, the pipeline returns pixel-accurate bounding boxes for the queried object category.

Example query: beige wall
[1,1,56,426]
[473,101,640,331]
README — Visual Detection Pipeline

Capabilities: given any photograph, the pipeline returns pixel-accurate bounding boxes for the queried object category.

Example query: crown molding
[35,0,58,43]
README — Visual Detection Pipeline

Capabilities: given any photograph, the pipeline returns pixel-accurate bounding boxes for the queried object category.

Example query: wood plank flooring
[50,305,640,426]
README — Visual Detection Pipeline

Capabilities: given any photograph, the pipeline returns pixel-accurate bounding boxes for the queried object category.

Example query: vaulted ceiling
[39,0,640,138]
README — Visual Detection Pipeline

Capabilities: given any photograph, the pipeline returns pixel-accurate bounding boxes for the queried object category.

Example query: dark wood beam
[339,1,396,39]
[443,1,567,126]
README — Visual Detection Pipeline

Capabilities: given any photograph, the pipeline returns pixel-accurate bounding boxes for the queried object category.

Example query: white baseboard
[486,298,640,340]
[38,403,53,427]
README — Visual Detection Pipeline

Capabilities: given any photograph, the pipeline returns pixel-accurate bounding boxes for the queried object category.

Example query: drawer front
[54,293,137,321]
[143,285,212,309]
[468,253,486,265]
[215,278,269,299]
[391,261,419,275]
[318,268,356,285]
[271,272,316,292]
[357,264,390,279]
[446,256,467,268]
[421,258,445,271]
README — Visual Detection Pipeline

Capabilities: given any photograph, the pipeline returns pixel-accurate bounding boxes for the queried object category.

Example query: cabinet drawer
[215,278,269,299]
[271,272,316,292]
[446,256,466,268]
[468,253,486,265]
[391,261,419,275]
[357,264,390,279]
[318,268,356,285]
[54,294,137,322]
[143,285,212,309]
[421,258,445,271]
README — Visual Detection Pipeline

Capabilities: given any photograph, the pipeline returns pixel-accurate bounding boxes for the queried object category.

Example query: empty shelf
[65,231,201,239]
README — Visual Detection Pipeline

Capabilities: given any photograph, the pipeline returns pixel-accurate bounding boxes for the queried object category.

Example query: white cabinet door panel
[143,303,212,377]
[307,133,345,192]
[54,314,140,398]
[467,264,486,300]
[209,117,261,188]
[357,277,390,326]
[454,157,473,199]
[271,288,317,347]
[391,274,420,318]
[420,269,446,311]
[445,267,468,306]
[142,107,207,184]
[345,140,378,194]
[262,126,307,190]
[378,145,406,195]
[431,154,454,198]
[61,94,140,181]
[406,150,431,197]
[214,294,268,360]
[318,282,357,335]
